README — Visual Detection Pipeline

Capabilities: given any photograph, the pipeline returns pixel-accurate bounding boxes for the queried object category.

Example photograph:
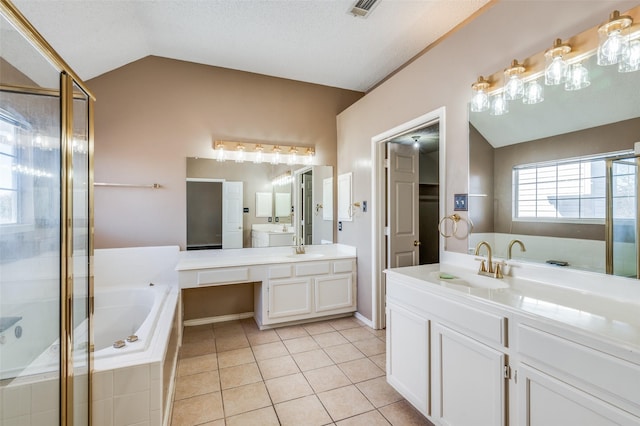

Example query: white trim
[183,312,254,326]
[354,311,374,328]
[186,177,225,182]
[370,108,446,330]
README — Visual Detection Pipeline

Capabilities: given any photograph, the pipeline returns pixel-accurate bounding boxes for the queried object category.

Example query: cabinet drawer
[295,261,330,277]
[269,264,293,279]
[518,324,640,411]
[197,268,249,285]
[333,260,354,274]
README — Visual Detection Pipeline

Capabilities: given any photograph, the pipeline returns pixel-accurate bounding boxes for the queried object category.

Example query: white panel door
[222,181,243,249]
[388,143,419,268]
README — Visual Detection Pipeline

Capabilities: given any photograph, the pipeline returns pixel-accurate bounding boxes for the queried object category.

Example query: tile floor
[171,316,434,426]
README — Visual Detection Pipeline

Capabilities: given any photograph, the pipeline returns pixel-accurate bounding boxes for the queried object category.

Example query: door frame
[293,165,313,243]
[370,108,446,329]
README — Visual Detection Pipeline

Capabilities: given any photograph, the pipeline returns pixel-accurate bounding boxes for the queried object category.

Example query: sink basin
[286,253,324,259]
[428,271,509,290]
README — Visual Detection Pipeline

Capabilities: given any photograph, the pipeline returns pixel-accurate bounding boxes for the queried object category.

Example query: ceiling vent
[349,0,381,18]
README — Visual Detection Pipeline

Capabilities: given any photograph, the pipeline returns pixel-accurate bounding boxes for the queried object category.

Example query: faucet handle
[494,262,503,279]
[479,260,487,272]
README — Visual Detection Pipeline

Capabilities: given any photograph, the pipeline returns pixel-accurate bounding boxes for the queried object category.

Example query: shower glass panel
[608,156,639,278]
[0,10,62,425]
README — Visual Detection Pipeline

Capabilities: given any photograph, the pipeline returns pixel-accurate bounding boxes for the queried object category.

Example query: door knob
[414,240,421,246]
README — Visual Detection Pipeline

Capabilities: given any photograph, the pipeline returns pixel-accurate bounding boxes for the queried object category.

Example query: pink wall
[87,56,362,249]
[336,0,637,320]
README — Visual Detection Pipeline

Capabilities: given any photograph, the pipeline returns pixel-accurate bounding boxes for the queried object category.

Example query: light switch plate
[454,194,468,211]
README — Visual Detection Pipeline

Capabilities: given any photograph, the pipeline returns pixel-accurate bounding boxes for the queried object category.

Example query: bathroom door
[387,142,419,268]
[223,181,243,249]
[303,173,313,245]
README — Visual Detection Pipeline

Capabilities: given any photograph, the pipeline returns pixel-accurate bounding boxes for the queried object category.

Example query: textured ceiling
[11,0,491,91]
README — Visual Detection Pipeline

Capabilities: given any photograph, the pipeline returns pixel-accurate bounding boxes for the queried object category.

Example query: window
[513,152,630,223]
[0,120,18,224]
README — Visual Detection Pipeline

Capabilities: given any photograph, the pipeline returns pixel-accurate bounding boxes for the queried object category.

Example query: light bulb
[254,145,264,164]
[504,75,524,100]
[489,94,508,116]
[619,39,640,72]
[599,30,626,65]
[522,80,544,105]
[564,63,590,91]
[545,56,568,85]
[470,76,490,113]
[216,144,225,162]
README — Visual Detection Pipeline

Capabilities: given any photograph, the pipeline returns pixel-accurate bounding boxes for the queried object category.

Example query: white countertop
[386,262,640,352]
[176,244,356,271]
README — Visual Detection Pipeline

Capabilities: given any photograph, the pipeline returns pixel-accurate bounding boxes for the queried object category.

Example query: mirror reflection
[186,157,333,250]
[469,52,640,276]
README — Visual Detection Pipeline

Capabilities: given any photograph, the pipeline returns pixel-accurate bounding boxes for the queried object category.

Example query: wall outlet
[362,201,367,213]
[338,221,343,231]
[454,194,468,211]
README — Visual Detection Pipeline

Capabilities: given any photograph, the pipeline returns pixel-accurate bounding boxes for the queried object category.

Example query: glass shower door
[607,155,639,278]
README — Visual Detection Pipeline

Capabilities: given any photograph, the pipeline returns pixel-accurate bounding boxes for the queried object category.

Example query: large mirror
[469,49,640,277]
[186,157,333,249]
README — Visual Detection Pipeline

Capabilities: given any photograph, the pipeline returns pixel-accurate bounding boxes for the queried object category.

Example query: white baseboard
[355,311,375,329]
[184,312,254,327]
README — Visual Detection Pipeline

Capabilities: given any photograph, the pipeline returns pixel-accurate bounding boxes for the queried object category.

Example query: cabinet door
[518,364,640,426]
[268,278,312,318]
[386,302,430,416]
[314,274,354,313]
[432,323,506,426]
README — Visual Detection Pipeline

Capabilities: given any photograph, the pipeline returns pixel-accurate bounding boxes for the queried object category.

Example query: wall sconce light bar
[212,140,314,165]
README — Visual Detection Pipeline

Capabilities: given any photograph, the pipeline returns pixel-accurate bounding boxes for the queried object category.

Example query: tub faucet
[507,239,526,260]
[474,241,503,279]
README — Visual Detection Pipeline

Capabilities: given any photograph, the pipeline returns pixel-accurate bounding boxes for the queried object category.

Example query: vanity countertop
[176,243,356,271]
[386,262,640,352]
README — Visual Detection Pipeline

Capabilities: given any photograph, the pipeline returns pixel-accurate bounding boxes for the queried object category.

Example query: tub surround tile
[258,355,300,380]
[265,373,314,403]
[275,325,309,340]
[312,331,349,348]
[292,349,334,371]
[217,347,255,368]
[177,353,218,377]
[324,343,365,364]
[222,382,271,417]
[171,392,224,426]
[149,378,162,411]
[226,406,280,426]
[113,365,150,396]
[174,370,221,400]
[336,410,391,425]
[113,390,149,426]
[338,358,385,383]
[356,377,403,408]
[379,400,433,425]
[220,362,262,389]
[283,336,320,354]
[251,341,288,360]
[179,340,216,358]
[303,365,351,393]
[274,395,332,426]
[29,379,58,413]
[92,398,114,426]
[92,371,114,401]
[32,409,62,426]
[317,385,374,421]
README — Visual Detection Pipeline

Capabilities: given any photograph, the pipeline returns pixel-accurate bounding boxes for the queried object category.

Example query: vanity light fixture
[597,10,633,66]
[254,144,264,163]
[619,39,640,72]
[215,142,225,162]
[489,93,508,116]
[235,144,245,163]
[287,146,298,165]
[522,78,544,104]
[564,62,590,91]
[504,60,526,100]
[271,145,281,165]
[305,148,315,165]
[470,76,490,112]
[544,38,572,85]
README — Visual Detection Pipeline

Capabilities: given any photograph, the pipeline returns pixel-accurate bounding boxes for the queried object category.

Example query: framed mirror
[468,48,640,276]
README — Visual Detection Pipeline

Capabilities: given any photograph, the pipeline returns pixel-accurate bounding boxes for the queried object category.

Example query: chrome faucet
[474,241,503,279]
[507,239,526,260]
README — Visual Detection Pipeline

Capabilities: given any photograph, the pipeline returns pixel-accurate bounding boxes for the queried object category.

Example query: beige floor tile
[303,365,351,393]
[174,370,221,400]
[324,343,365,364]
[177,353,218,377]
[292,349,334,371]
[303,321,335,335]
[340,327,377,343]
[265,372,314,403]
[275,325,309,340]
[274,395,332,426]
[226,406,280,426]
[247,329,280,346]
[317,385,375,421]
[240,319,260,334]
[214,323,246,338]
[353,338,386,357]
[222,382,272,417]
[284,336,321,354]
[379,400,433,425]
[370,329,386,340]
[215,334,250,352]
[336,410,391,425]
[258,355,300,380]
[328,317,362,331]
[339,358,385,383]
[252,341,289,360]
[356,377,403,408]
[171,392,224,426]
[180,340,216,359]
[182,328,215,344]
[369,353,386,372]
[220,362,262,389]
[313,331,349,348]
[217,347,255,369]
[198,420,225,426]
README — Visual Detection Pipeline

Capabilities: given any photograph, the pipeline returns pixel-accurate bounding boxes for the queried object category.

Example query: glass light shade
[470,89,489,112]
[522,79,544,104]
[254,146,263,163]
[619,39,640,72]
[545,56,568,85]
[598,30,628,66]
[216,145,225,161]
[287,147,297,165]
[564,63,590,91]
[271,148,281,164]
[489,94,509,116]
[504,74,524,100]
[235,146,245,163]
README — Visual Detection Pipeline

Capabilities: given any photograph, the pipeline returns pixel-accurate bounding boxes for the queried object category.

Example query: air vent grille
[350,0,381,18]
